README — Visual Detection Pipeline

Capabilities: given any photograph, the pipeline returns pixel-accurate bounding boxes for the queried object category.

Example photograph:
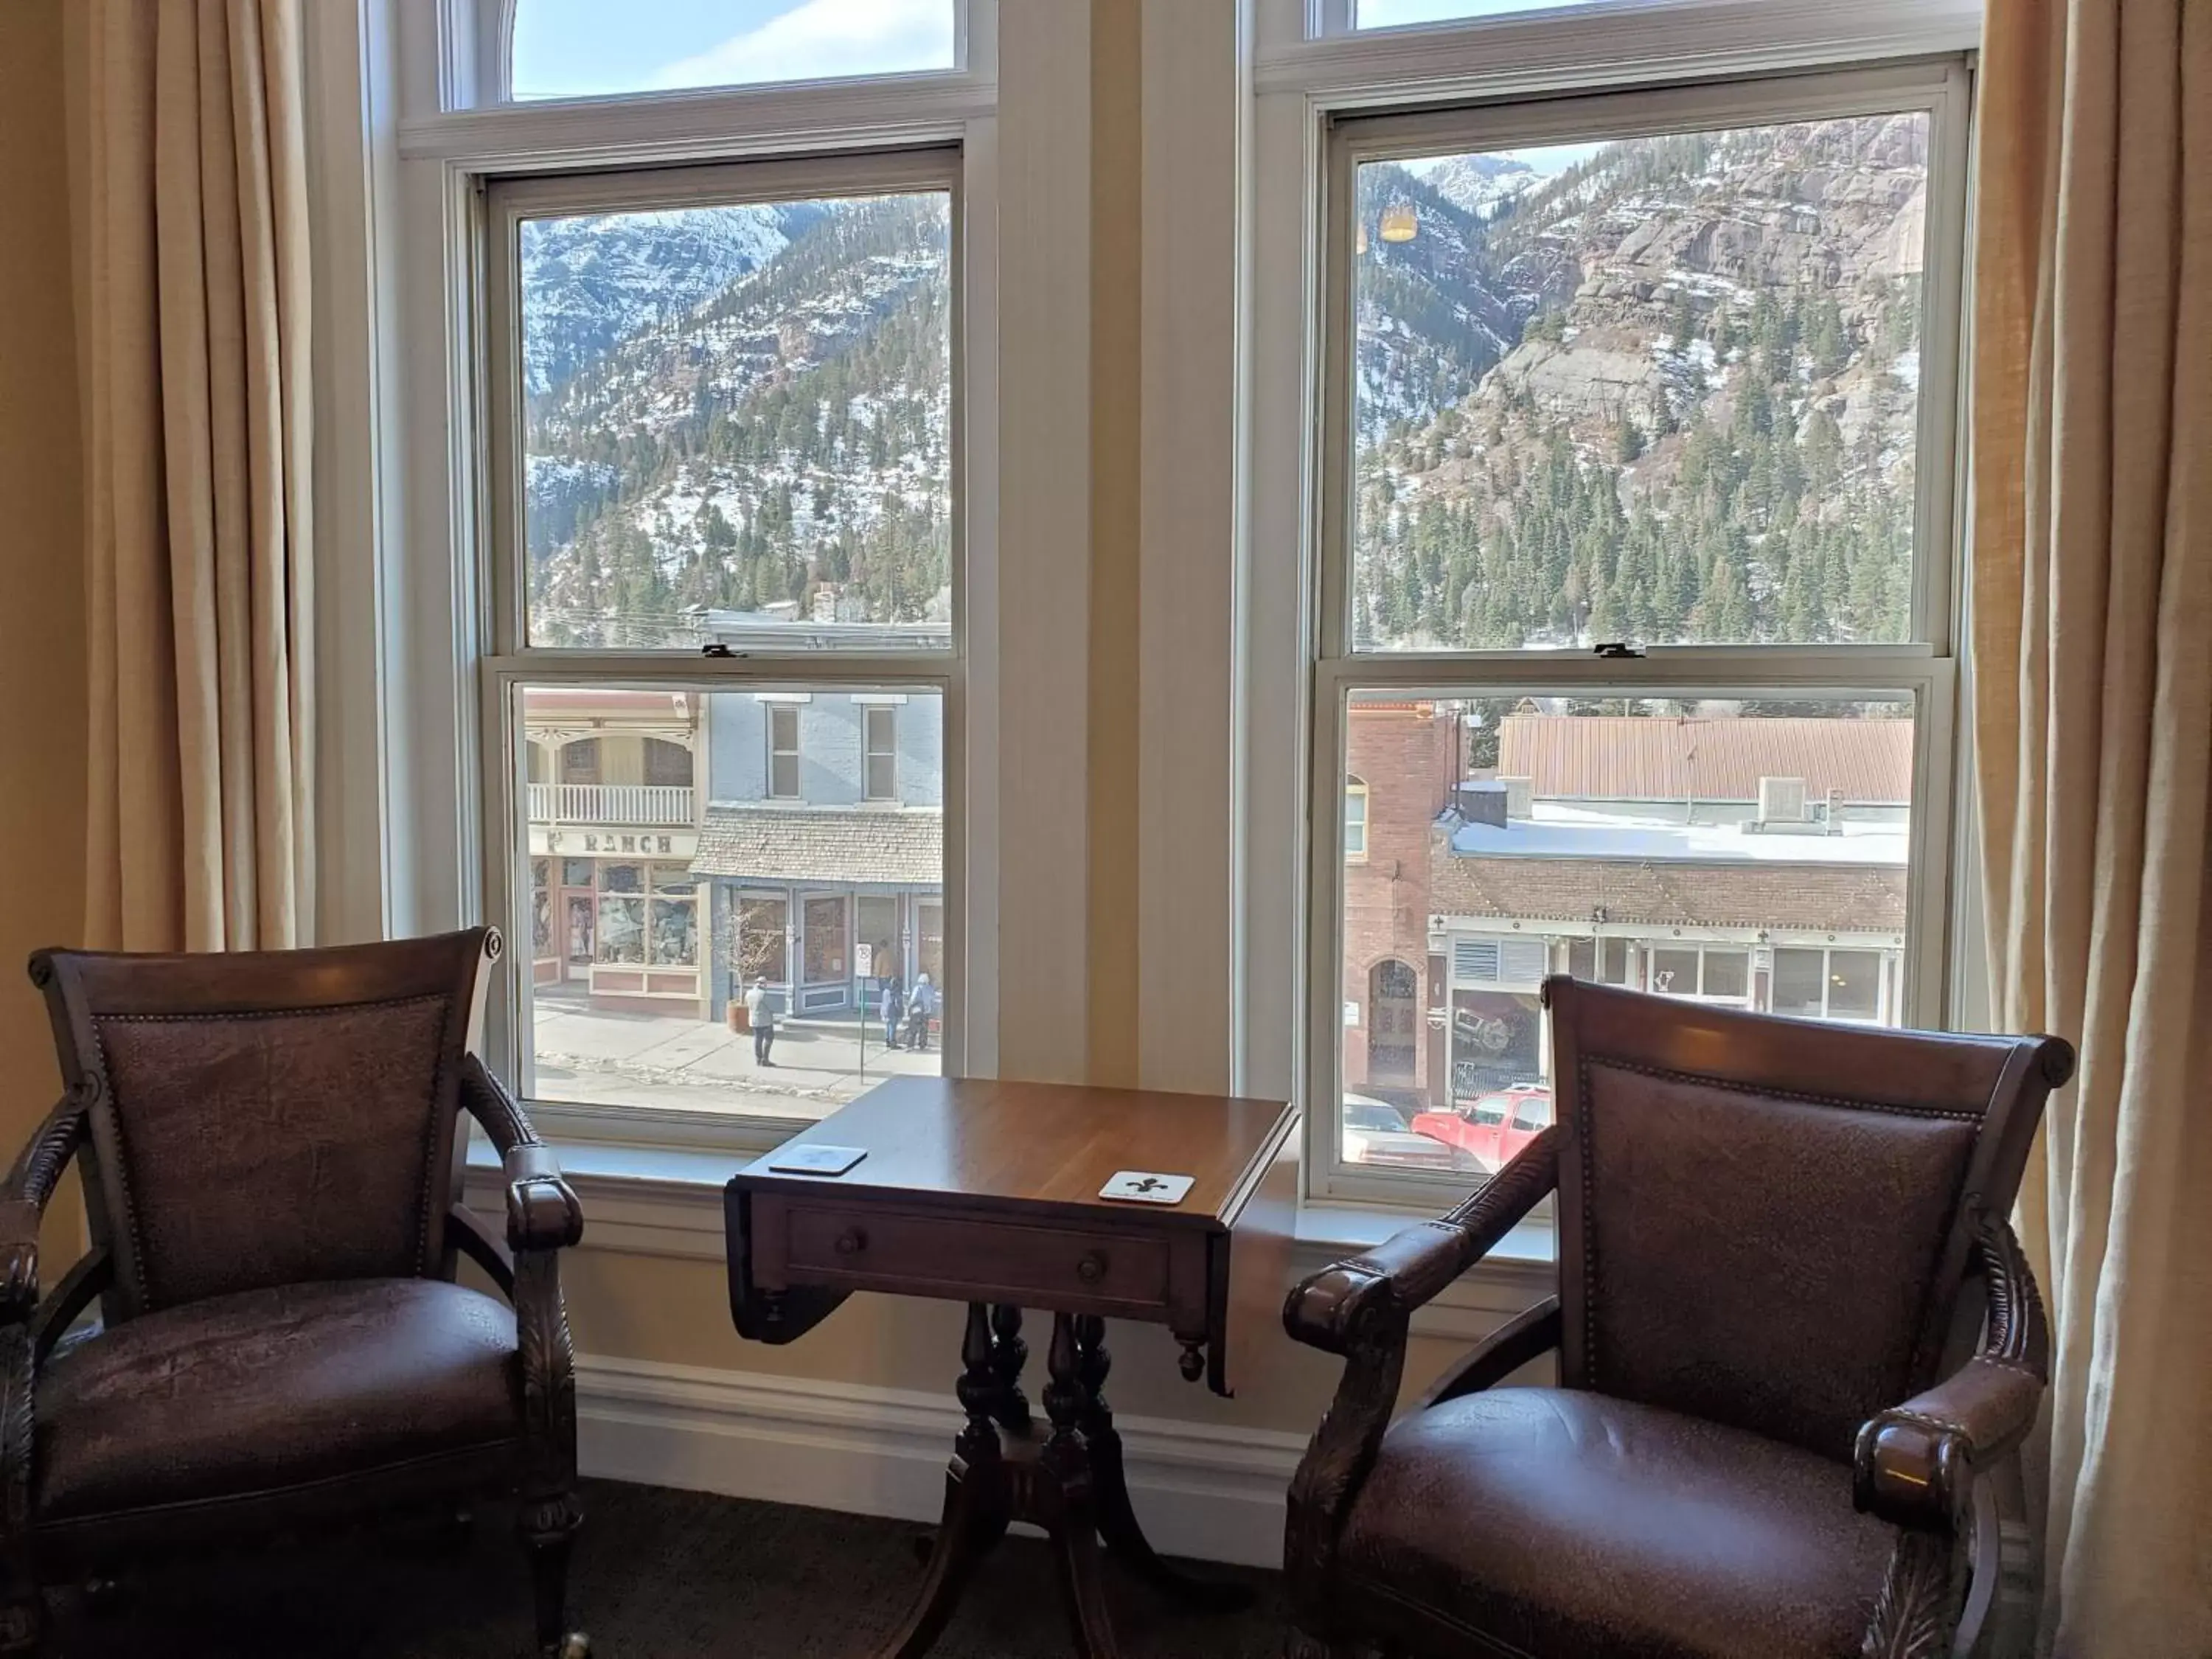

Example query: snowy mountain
[1407,151,1545,217]
[515,116,1928,656]
[519,202,822,397]
[521,194,950,647]
[1351,115,1931,651]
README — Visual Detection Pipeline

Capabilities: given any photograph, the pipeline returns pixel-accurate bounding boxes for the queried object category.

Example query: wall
[0,0,88,1250]
[709,692,945,808]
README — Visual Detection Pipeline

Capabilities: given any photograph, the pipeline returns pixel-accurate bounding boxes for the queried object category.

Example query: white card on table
[1098,1170,1194,1206]
[767,1144,868,1177]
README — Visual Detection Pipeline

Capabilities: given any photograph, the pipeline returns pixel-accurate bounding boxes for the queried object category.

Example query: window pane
[1703,948,1750,1001]
[740,896,790,984]
[1773,947,1825,1015]
[518,684,945,1120]
[1828,949,1883,1020]
[1349,112,1929,651]
[518,189,953,650]
[1650,947,1699,996]
[1338,692,1914,1169]
[511,0,958,102]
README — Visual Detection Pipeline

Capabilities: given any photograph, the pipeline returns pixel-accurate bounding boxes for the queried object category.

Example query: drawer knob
[1075,1251,1107,1284]
[835,1227,868,1256]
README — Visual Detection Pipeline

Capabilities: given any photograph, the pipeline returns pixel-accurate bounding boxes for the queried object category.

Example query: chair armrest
[1855,1218,2048,1531]
[1284,1127,1559,1357]
[0,1093,89,1322]
[459,1057,584,1254]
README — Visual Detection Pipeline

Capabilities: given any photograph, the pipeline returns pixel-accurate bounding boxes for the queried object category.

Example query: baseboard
[574,1354,1306,1570]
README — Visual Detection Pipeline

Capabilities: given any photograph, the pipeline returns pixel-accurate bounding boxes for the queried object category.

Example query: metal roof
[1497,714,1914,805]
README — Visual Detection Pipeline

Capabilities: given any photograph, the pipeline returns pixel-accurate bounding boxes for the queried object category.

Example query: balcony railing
[529,783,695,826]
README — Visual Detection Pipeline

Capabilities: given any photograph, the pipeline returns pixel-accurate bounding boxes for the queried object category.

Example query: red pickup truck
[1410,1085,1553,1174]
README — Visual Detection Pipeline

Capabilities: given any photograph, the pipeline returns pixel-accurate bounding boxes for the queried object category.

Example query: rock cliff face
[1354,113,1931,651]
[518,192,950,647]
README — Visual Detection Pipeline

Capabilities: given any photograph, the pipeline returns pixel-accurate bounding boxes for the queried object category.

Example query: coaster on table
[767,1144,869,1176]
[1099,1170,1194,1206]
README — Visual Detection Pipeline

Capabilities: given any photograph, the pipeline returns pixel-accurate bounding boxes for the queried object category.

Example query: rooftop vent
[1757,776,1808,824]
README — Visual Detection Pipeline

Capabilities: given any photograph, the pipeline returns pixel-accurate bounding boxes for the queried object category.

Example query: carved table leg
[989,1304,1033,1434]
[874,1304,1010,1659]
[1072,1315,1254,1613]
[1043,1313,1121,1659]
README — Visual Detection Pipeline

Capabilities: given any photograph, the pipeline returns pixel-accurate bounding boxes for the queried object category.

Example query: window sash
[1314,62,1973,667]
[1301,60,1972,1204]
[1306,656,1955,1201]
[480,664,959,1144]
[769,706,802,799]
[865,706,899,800]
[481,147,966,668]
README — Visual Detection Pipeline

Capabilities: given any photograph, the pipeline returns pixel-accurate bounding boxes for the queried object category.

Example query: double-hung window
[453,7,986,1140]
[1298,26,1974,1196]
[864,706,900,801]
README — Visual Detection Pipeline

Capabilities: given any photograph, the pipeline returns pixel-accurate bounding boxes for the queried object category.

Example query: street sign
[856,942,874,978]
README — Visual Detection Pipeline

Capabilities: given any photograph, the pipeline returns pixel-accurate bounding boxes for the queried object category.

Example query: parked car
[1409,1085,1552,1173]
[1341,1092,1469,1172]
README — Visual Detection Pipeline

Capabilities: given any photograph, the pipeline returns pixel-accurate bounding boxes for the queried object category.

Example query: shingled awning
[692,805,942,887]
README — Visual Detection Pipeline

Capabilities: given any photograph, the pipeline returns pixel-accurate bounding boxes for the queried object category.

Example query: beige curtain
[1971,1,2211,1653]
[80,0,313,953]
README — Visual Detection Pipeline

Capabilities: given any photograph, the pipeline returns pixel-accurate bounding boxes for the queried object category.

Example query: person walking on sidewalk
[881,968,905,1050]
[745,977,779,1067]
[906,973,938,1054]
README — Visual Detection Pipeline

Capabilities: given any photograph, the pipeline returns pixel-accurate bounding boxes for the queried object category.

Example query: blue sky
[511,0,1612,101]
[512,0,956,100]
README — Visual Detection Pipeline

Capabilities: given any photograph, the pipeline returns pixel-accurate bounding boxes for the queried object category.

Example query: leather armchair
[0,928,588,1658]
[1284,977,2073,1659]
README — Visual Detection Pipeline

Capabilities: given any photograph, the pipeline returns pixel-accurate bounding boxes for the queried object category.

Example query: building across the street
[1343,702,1912,1114]
[691,688,945,1021]
[524,688,706,1012]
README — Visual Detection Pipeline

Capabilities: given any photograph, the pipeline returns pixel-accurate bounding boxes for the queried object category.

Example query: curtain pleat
[1972,1,2212,1652]
[82,0,311,953]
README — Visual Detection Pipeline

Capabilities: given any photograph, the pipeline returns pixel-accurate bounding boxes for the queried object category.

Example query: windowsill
[464,1137,1557,1335]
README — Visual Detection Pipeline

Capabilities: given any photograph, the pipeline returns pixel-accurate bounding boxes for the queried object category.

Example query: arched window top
[508,0,959,103]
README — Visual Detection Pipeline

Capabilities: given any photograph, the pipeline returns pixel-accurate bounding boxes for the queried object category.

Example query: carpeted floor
[41,1479,1290,1658]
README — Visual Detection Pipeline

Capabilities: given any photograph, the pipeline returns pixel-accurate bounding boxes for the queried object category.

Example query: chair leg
[520,1492,588,1659]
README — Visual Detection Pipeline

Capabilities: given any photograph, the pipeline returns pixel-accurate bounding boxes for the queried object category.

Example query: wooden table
[724,1076,1299,1659]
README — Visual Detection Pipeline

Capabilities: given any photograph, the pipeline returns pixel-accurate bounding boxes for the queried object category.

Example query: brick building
[1343,704,1913,1118]
[1340,701,1461,1104]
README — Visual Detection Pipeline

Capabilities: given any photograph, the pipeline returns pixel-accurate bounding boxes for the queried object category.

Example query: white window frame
[329,1,1003,1155]
[864,706,900,801]
[1241,0,1983,1209]
[1343,776,1370,860]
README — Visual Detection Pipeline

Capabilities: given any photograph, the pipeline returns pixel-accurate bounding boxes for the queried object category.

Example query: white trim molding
[574,1354,1310,1570]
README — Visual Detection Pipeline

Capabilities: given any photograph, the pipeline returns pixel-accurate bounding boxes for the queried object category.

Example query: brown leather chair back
[28,929,493,1319]
[1545,975,2067,1461]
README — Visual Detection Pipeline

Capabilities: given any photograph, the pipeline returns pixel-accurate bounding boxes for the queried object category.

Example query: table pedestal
[874,1305,1252,1659]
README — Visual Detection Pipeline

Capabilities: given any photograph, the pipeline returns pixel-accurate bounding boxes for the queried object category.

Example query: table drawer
[782,1204,1175,1314]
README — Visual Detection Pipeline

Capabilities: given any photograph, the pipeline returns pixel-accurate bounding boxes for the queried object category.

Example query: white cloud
[648,0,955,91]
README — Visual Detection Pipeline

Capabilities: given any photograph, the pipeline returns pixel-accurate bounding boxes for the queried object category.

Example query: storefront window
[804,896,849,984]
[531,858,552,956]
[737,895,790,985]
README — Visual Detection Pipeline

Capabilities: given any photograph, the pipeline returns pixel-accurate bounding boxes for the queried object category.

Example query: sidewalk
[531,992,939,1120]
